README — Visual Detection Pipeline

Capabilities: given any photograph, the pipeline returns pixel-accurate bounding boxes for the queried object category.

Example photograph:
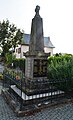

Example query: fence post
[3,70,5,88]
[51,82,52,103]
[20,71,23,110]
[9,71,11,93]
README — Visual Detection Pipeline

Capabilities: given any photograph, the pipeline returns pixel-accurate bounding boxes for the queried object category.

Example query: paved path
[0,84,73,120]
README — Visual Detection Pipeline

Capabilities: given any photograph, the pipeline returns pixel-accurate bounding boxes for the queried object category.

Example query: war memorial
[2,6,65,116]
[24,5,50,95]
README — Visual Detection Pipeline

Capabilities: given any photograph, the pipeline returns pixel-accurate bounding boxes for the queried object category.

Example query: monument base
[24,78,50,95]
[1,87,65,117]
[24,53,49,95]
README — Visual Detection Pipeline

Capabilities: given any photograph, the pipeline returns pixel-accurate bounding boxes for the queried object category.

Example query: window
[18,48,21,53]
[16,49,18,53]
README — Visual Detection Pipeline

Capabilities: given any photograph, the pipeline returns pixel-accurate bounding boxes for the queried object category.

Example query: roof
[22,34,55,48]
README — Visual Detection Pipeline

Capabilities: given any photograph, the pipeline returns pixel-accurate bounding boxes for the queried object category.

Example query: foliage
[13,58,25,72]
[48,54,73,92]
[4,67,24,79]
[0,48,2,53]
[0,73,3,80]
[0,19,23,57]
[5,53,16,66]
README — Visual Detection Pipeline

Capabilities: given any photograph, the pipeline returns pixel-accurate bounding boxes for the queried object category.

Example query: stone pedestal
[25,57,34,79]
[24,53,49,95]
[25,50,50,80]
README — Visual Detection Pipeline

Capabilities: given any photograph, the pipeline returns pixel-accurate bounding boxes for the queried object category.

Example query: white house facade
[15,34,55,58]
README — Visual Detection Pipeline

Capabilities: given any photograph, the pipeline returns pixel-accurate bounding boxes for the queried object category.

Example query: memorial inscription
[33,59,47,77]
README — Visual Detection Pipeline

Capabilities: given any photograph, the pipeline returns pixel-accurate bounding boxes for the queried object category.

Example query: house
[15,34,55,58]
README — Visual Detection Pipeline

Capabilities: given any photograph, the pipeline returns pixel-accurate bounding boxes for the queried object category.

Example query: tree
[0,19,23,57]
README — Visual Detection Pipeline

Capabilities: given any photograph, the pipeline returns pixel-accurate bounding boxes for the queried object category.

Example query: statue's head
[35,5,40,15]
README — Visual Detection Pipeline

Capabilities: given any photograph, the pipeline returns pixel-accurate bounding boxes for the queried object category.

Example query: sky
[0,0,73,54]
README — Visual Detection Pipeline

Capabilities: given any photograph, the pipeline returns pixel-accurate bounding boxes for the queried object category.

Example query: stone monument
[24,5,50,95]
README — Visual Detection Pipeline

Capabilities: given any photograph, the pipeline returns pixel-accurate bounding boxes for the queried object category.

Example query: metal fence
[3,69,73,111]
[0,63,4,74]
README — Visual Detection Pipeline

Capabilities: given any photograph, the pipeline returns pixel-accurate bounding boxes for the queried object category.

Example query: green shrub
[0,74,3,80]
[13,58,25,72]
[48,54,73,92]
[5,53,16,66]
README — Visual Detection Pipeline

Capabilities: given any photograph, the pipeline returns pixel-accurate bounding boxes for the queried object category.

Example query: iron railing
[3,70,73,110]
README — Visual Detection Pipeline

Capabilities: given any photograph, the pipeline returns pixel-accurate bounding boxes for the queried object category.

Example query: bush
[5,53,16,67]
[0,74,3,80]
[13,58,25,72]
[48,54,73,92]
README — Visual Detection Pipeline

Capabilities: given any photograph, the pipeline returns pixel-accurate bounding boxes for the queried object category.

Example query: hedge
[12,58,25,72]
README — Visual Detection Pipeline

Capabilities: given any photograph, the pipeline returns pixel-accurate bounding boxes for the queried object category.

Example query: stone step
[10,85,64,101]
